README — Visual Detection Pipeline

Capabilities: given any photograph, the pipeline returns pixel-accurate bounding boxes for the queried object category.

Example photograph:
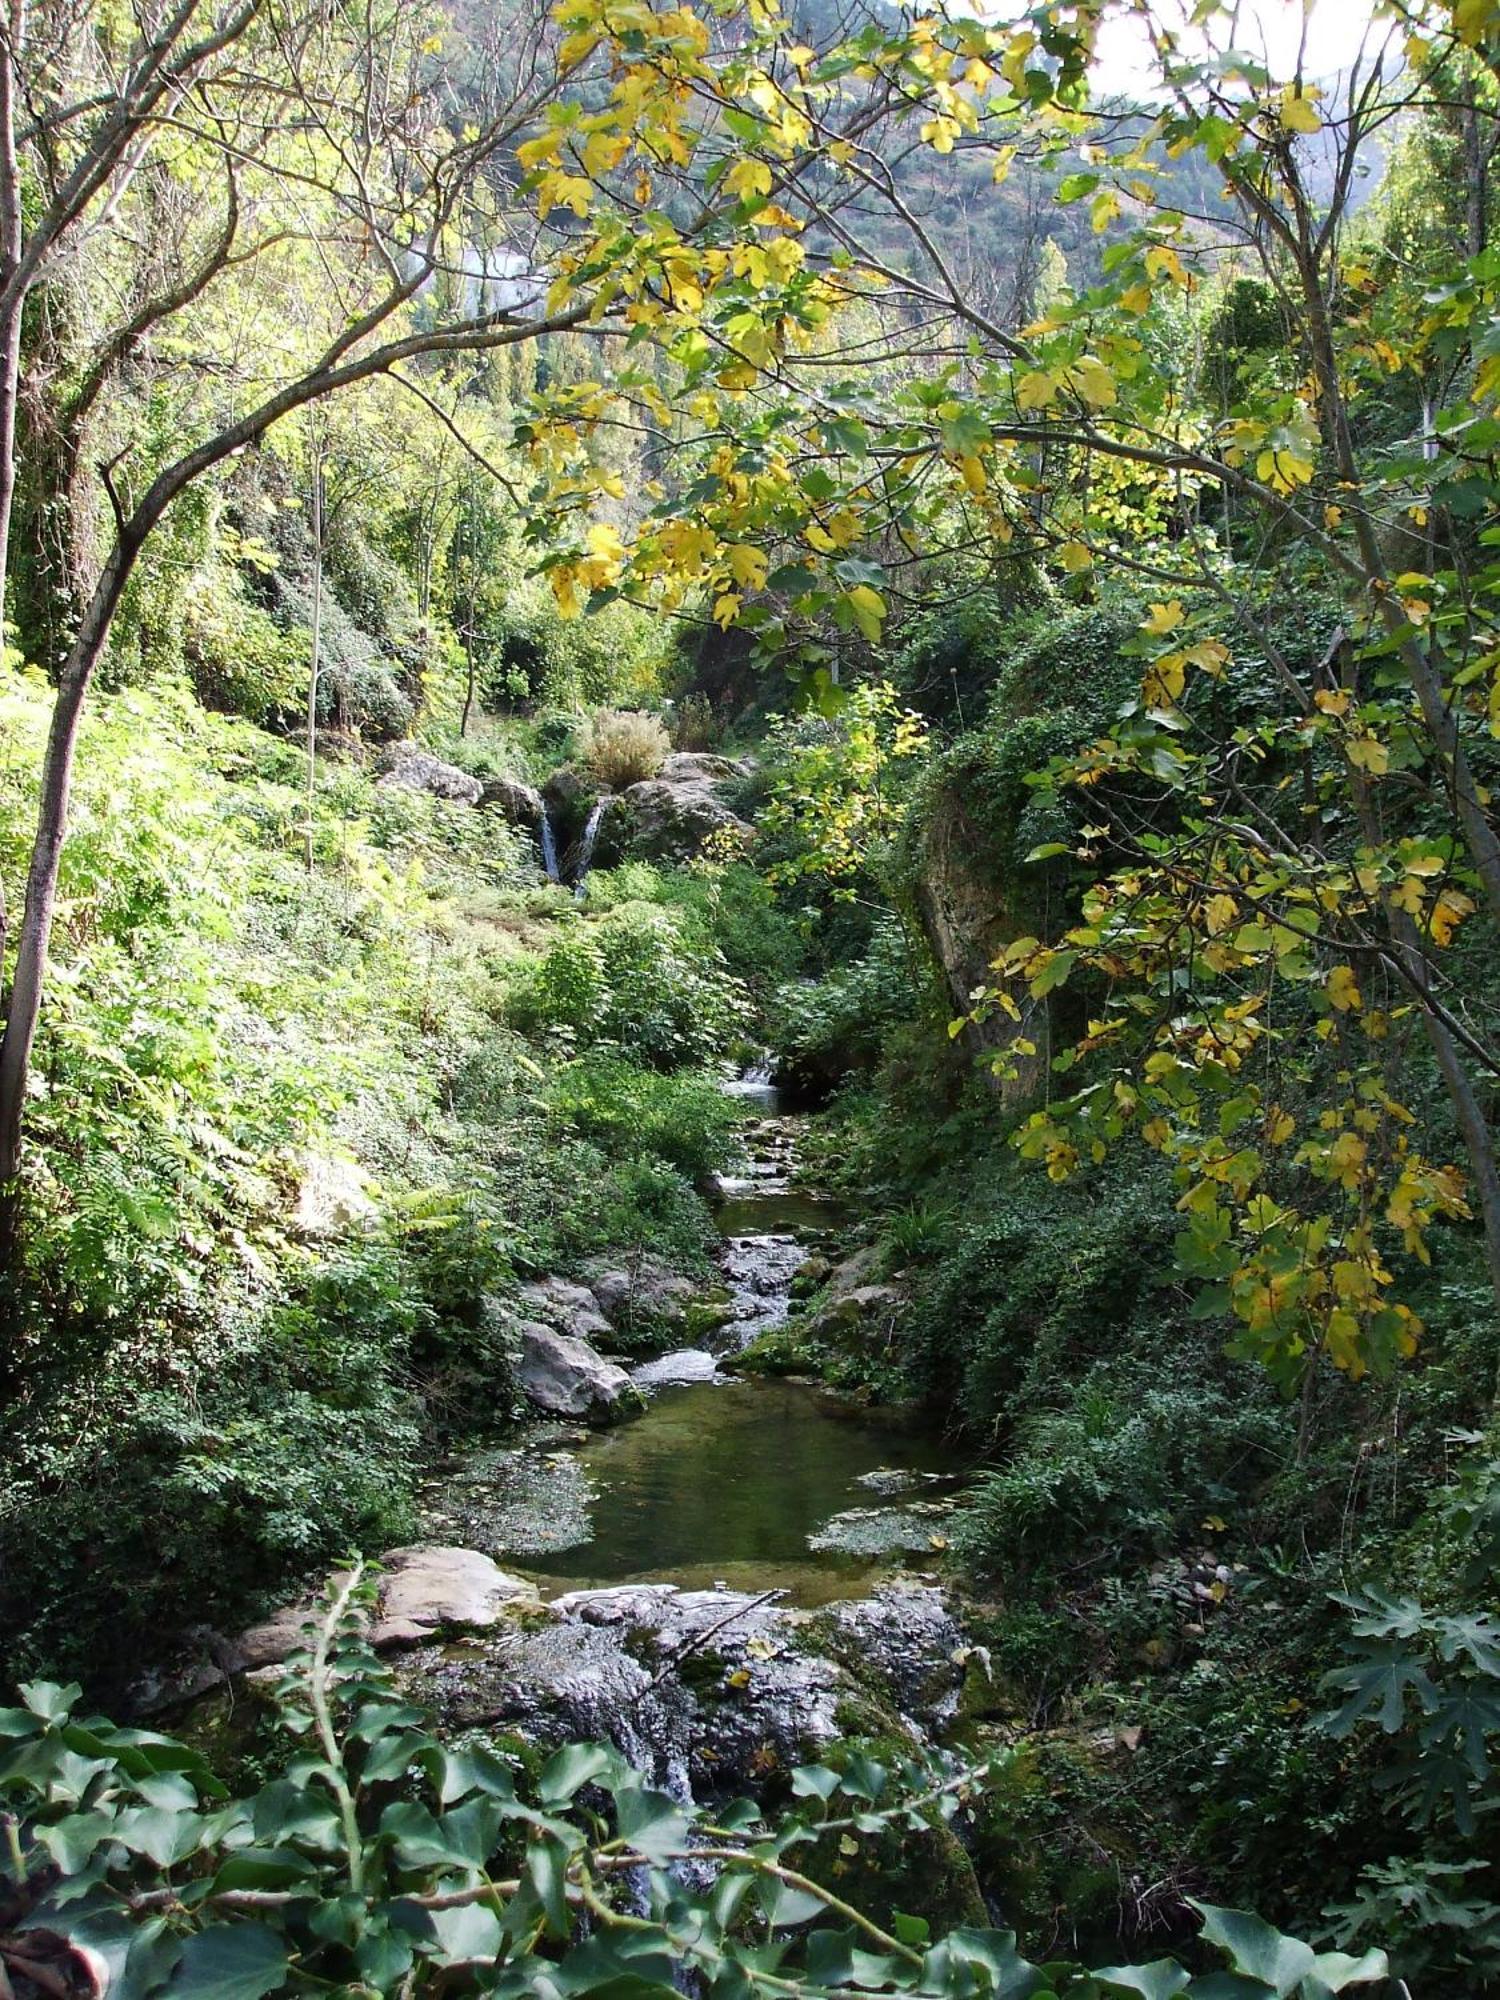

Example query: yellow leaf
[1279,85,1323,135]
[1326,964,1362,1013]
[845,584,886,641]
[1068,354,1117,409]
[1144,244,1188,286]
[959,453,987,495]
[726,545,767,590]
[1346,733,1389,775]
[1059,540,1092,572]
[1142,600,1185,636]
[713,592,742,629]
[1016,370,1056,412]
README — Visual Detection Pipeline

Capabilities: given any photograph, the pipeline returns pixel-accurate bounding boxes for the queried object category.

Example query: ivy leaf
[1190,1905,1317,1995]
[614,1787,690,1863]
[167,1923,288,2000]
[1094,1961,1193,1998]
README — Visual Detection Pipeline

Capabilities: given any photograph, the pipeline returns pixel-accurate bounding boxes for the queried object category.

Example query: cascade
[538,801,561,883]
[571,795,612,898]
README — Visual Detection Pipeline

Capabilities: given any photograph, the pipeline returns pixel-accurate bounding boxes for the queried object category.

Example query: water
[572,796,611,898]
[435,1069,959,1607]
[539,802,561,883]
[519,1376,953,1604]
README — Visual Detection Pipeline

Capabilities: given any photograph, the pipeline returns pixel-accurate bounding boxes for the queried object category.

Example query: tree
[514,0,1500,1377]
[0,0,592,1235]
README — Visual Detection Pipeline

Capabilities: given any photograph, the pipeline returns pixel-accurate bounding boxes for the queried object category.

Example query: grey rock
[824,1584,967,1728]
[659,752,748,783]
[632,1347,720,1388]
[581,1256,698,1333]
[616,777,750,864]
[516,1322,636,1425]
[518,1276,615,1347]
[479,774,545,826]
[375,743,484,805]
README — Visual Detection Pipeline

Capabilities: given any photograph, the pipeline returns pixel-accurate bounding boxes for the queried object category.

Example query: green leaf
[1192,1905,1316,1996]
[614,1786,691,1863]
[1319,1646,1439,1736]
[540,1741,618,1806]
[1096,1962,1193,1999]
[167,1924,288,2000]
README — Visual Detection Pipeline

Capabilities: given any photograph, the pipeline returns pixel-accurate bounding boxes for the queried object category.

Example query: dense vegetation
[2,0,1500,1992]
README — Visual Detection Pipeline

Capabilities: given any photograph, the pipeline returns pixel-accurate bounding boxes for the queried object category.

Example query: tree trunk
[0,0,27,635]
[0,532,140,1248]
[304,447,323,873]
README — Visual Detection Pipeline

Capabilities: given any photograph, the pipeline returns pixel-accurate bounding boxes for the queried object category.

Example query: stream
[422,1074,956,1607]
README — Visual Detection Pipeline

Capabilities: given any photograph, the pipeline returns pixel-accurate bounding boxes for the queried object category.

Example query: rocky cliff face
[910,772,1049,1109]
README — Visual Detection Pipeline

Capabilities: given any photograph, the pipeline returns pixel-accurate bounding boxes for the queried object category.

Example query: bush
[506,902,749,1069]
[577,707,669,788]
[547,1054,739,1179]
[956,1365,1283,1590]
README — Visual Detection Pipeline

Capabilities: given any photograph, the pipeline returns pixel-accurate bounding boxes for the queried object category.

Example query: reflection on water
[521,1376,953,1606]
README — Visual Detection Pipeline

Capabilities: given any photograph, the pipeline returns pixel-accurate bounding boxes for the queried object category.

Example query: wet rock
[516,1322,637,1425]
[823,1584,968,1730]
[615,776,750,864]
[419,1445,594,1558]
[375,743,484,805]
[632,1348,720,1388]
[479,774,544,826]
[518,1276,615,1347]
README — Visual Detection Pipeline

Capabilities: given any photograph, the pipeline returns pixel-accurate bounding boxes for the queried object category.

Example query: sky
[1088,0,1385,94]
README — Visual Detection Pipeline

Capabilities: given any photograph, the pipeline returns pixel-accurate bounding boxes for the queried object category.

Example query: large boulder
[659,752,749,784]
[479,773,544,826]
[615,776,750,863]
[516,1322,637,1425]
[518,1277,615,1348]
[376,743,483,805]
[581,1255,699,1340]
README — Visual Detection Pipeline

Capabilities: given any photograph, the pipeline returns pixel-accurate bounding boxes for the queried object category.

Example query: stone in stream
[516,1322,639,1425]
[807,1500,958,1558]
[632,1347,720,1387]
[392,1580,966,1801]
[155,1546,541,1702]
[517,1276,615,1348]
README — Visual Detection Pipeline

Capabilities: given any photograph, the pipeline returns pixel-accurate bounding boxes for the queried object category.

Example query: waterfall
[571,796,611,899]
[538,802,561,883]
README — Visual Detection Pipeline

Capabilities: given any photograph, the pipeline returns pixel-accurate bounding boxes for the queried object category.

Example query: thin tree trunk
[304,445,323,873]
[0,532,139,1245]
[0,0,27,634]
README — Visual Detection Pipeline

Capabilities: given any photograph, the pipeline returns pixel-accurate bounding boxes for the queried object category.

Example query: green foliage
[545,1054,739,1179]
[506,901,749,1069]
[0,1572,1388,1999]
[770,918,923,1098]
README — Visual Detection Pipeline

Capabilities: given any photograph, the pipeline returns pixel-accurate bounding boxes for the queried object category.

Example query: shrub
[577,706,669,788]
[506,902,749,1069]
[546,1054,739,1179]
[671,689,721,749]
